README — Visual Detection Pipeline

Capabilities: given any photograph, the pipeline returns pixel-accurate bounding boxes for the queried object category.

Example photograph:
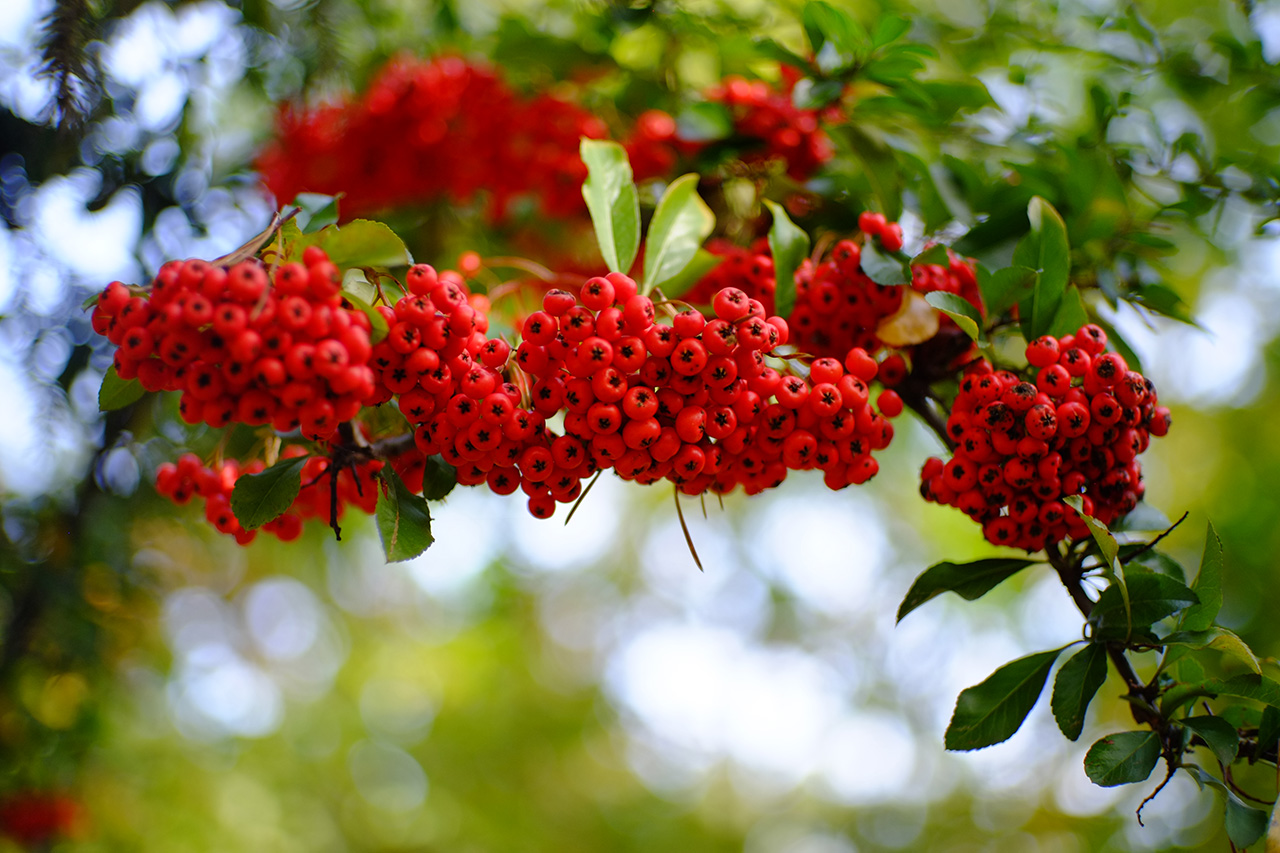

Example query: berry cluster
[0,792,81,848]
[919,325,1171,550]
[625,74,835,183]
[258,57,835,222]
[386,266,898,519]
[257,56,608,222]
[153,448,381,544]
[91,248,377,441]
[706,73,836,180]
[685,214,981,361]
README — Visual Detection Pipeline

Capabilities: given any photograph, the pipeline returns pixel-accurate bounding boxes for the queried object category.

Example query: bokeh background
[2,0,1280,850]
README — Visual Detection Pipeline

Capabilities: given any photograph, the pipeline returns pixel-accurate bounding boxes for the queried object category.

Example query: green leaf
[753,38,814,73]
[1065,495,1119,567]
[282,218,413,269]
[1181,765,1271,848]
[802,1,868,58]
[291,192,341,233]
[376,467,435,562]
[872,15,910,47]
[763,199,809,319]
[1181,521,1223,632]
[1084,731,1160,787]
[642,173,715,294]
[791,77,846,110]
[1046,285,1089,338]
[925,291,984,343]
[911,244,950,267]
[1257,706,1280,762]
[580,138,641,275]
[421,456,457,502]
[342,291,389,345]
[1013,197,1070,340]
[1180,715,1239,765]
[1128,283,1197,326]
[675,102,734,143]
[1158,627,1261,675]
[897,558,1038,622]
[1162,674,1280,717]
[980,265,1037,318]
[1092,573,1199,631]
[230,456,308,531]
[1224,794,1269,849]
[98,366,145,411]
[1051,643,1109,741]
[945,648,1064,751]
[657,249,724,301]
[860,240,910,286]
[1065,494,1131,630]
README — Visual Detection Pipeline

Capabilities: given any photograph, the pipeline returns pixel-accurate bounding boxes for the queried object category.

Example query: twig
[1119,511,1190,565]
[564,471,602,526]
[673,486,704,572]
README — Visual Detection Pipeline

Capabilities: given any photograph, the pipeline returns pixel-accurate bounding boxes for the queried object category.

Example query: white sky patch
[509,473,624,571]
[406,487,504,598]
[607,623,846,786]
[748,491,888,615]
[31,169,143,282]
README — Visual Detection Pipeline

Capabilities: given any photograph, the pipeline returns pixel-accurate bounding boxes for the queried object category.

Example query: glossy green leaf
[925,291,984,342]
[860,240,910,286]
[580,139,640,275]
[342,291,390,345]
[980,265,1037,318]
[1047,285,1089,338]
[1181,765,1271,848]
[911,244,950,267]
[897,558,1038,622]
[1092,573,1198,631]
[281,218,412,269]
[675,102,734,143]
[376,467,435,562]
[1224,794,1269,849]
[642,174,715,294]
[872,15,910,47]
[1051,643,1109,741]
[802,1,868,58]
[1084,731,1160,787]
[1162,674,1280,717]
[1129,283,1197,326]
[1257,706,1280,762]
[763,199,809,319]
[98,366,145,412]
[1158,627,1261,674]
[945,648,1064,751]
[1181,521,1223,632]
[657,249,724,301]
[791,78,846,110]
[230,455,308,531]
[1180,715,1239,765]
[291,192,341,233]
[421,456,457,502]
[1013,197,1070,340]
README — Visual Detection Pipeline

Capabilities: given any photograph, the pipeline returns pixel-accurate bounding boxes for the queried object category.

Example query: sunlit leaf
[642,174,715,294]
[376,467,435,562]
[98,366,144,411]
[1084,731,1160,787]
[763,199,809,319]
[580,139,640,275]
[945,648,1064,751]
[1051,643,1109,741]
[1180,521,1224,632]
[230,455,308,531]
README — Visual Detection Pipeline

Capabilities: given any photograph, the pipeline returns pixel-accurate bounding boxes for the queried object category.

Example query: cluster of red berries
[382,265,898,518]
[153,448,381,544]
[919,325,1171,551]
[685,214,981,360]
[258,56,835,223]
[257,56,608,222]
[625,74,835,183]
[90,247,377,441]
[0,791,81,847]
